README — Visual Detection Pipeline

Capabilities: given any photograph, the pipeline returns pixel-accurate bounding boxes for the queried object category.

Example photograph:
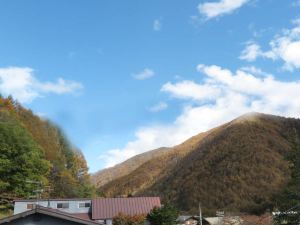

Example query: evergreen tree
[147,204,179,225]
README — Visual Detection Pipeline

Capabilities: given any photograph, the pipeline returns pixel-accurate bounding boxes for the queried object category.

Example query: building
[10,197,161,225]
[92,197,161,225]
[0,206,101,225]
[205,214,273,225]
[177,216,211,225]
[14,198,91,215]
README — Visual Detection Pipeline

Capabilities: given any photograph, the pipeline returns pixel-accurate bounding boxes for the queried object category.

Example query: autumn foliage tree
[112,213,145,225]
[274,129,300,225]
[0,96,95,206]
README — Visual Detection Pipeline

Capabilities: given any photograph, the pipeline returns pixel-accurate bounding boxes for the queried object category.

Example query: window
[57,203,69,208]
[27,204,34,209]
[79,202,90,208]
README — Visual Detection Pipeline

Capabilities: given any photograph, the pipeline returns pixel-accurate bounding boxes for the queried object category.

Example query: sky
[1,0,300,172]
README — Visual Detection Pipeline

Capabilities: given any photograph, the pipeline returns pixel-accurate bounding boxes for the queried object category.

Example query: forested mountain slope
[97,113,300,215]
[0,96,94,205]
[92,147,171,187]
[95,126,216,195]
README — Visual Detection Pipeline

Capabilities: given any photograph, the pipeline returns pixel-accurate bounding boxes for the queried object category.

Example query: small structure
[177,216,211,225]
[206,214,273,225]
[0,206,101,225]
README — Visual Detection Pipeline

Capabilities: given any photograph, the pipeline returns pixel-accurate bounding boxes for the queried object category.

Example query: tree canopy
[0,96,95,209]
[147,204,179,225]
[112,213,145,225]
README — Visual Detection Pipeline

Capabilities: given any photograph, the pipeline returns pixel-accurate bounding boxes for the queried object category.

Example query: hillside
[94,128,214,196]
[92,147,170,187]
[0,96,94,207]
[96,113,300,215]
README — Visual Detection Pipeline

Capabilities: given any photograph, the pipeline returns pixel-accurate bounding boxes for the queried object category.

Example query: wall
[14,200,91,215]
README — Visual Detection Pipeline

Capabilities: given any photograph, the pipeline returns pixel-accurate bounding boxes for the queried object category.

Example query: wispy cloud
[239,41,275,61]
[198,0,249,20]
[240,19,300,71]
[132,68,155,80]
[148,102,168,112]
[292,0,300,7]
[0,67,83,103]
[153,19,162,31]
[100,64,300,167]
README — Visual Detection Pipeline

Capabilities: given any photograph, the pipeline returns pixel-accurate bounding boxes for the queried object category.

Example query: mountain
[92,147,170,187]
[0,96,94,205]
[95,112,300,215]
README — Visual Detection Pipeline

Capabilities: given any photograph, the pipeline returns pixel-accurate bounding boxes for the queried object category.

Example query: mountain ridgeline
[0,96,94,203]
[94,113,300,215]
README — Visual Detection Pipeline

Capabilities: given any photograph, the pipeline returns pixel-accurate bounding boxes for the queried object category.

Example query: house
[0,205,101,225]
[177,216,211,225]
[205,214,273,225]
[10,197,161,225]
[92,197,161,225]
[13,198,91,215]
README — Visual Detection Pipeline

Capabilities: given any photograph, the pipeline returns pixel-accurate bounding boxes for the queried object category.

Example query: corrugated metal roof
[92,197,161,220]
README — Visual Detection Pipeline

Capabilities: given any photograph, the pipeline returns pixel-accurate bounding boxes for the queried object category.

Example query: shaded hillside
[98,113,300,215]
[92,147,170,187]
[0,96,94,202]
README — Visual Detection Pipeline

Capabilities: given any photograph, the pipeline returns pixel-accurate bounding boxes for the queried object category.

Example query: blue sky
[1,0,300,172]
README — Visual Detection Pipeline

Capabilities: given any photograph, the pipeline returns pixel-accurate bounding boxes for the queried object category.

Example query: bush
[112,213,146,225]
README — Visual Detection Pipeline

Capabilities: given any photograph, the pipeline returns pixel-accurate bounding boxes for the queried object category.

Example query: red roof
[92,197,161,220]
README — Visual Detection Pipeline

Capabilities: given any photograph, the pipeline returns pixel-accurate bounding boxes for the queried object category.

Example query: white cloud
[198,0,249,20]
[239,42,261,61]
[153,19,162,31]
[240,19,300,71]
[239,41,276,61]
[148,102,168,112]
[162,80,220,101]
[100,64,300,167]
[132,68,155,80]
[0,67,83,103]
[240,66,271,76]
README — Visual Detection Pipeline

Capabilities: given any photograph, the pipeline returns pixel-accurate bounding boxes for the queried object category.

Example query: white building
[14,198,91,215]
[13,197,161,225]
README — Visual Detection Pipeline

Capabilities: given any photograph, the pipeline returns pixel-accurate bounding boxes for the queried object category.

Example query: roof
[240,214,273,225]
[206,215,273,225]
[92,197,161,220]
[177,216,211,224]
[73,213,93,221]
[0,206,101,225]
[14,198,91,202]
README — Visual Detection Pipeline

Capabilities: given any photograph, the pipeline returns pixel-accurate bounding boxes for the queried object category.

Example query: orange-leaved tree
[112,213,146,225]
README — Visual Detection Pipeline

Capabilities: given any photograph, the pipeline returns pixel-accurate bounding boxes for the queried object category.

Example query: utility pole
[199,202,203,225]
